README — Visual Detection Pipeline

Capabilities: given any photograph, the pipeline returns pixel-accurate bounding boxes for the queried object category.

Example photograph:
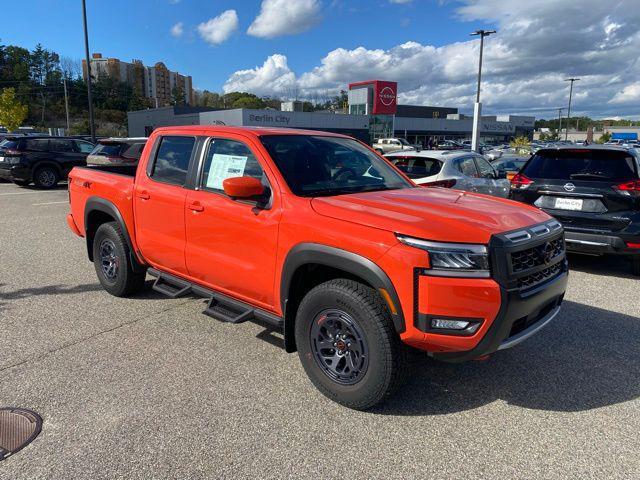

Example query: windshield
[260,135,413,197]
[523,149,638,182]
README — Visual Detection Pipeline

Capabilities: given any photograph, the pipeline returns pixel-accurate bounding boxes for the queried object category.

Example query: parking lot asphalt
[0,181,639,480]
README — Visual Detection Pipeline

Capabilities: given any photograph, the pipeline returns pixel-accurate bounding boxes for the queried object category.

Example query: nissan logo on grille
[538,242,556,265]
[564,182,576,192]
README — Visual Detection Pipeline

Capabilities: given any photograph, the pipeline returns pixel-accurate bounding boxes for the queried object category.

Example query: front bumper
[432,270,567,362]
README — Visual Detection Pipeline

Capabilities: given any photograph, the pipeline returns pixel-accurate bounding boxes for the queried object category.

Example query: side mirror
[223,177,265,199]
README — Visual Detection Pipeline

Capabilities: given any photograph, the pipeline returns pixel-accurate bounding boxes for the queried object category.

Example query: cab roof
[151,125,350,139]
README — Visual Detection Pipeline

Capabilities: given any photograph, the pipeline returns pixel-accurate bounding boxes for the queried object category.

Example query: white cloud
[610,82,640,105]
[224,55,297,96]
[247,0,322,39]
[198,10,239,45]
[170,22,184,38]
[225,0,640,117]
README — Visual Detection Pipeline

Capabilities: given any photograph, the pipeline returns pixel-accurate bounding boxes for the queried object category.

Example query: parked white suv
[372,138,416,154]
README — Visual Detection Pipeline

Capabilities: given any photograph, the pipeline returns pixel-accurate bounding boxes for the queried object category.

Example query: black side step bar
[147,268,283,331]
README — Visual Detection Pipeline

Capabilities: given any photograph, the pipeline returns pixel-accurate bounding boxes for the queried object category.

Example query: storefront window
[369,115,394,143]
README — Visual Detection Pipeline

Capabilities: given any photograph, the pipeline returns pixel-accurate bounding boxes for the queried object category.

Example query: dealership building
[127,80,534,145]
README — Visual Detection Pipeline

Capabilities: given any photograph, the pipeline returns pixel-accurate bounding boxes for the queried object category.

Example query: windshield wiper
[569,173,612,180]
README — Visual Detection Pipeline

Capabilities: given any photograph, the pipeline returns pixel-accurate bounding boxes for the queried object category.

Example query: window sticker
[206,154,248,190]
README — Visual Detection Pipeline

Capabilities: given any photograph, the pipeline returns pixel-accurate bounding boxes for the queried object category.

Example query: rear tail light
[421,179,457,188]
[614,179,640,196]
[510,172,533,189]
[626,242,640,249]
[4,149,21,155]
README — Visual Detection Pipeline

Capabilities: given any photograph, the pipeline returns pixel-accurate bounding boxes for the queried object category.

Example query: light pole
[564,78,580,141]
[470,29,496,152]
[82,0,96,143]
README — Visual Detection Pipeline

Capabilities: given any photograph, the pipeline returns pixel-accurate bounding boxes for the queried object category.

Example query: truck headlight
[396,235,490,278]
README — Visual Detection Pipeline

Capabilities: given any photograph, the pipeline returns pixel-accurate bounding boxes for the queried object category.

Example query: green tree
[0,87,28,131]
[510,136,531,154]
[596,132,611,144]
[171,86,186,106]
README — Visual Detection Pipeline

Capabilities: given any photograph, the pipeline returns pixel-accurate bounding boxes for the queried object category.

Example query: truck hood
[311,187,550,244]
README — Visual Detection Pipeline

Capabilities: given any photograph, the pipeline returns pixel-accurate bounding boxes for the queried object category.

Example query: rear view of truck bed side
[67,165,139,263]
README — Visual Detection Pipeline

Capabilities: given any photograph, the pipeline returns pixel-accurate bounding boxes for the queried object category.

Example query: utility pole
[557,107,563,139]
[82,0,96,143]
[564,78,580,141]
[470,29,496,152]
[63,77,70,133]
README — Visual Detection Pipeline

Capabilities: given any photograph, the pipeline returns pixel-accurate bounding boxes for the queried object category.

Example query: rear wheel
[92,222,147,297]
[33,166,59,189]
[295,279,407,410]
[632,256,640,277]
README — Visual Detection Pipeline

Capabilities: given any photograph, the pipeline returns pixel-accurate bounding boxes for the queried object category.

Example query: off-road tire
[93,222,146,297]
[33,166,59,189]
[295,279,408,410]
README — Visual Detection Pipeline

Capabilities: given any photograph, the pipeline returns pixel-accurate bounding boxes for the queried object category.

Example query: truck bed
[68,165,137,241]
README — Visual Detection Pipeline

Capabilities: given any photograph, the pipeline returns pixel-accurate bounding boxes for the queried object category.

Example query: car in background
[509,146,640,276]
[0,136,94,188]
[87,137,147,166]
[371,138,415,154]
[385,150,510,197]
[491,154,529,180]
[435,139,464,150]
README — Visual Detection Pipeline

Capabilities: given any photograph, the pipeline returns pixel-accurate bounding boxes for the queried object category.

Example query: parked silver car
[372,138,415,154]
[385,150,511,197]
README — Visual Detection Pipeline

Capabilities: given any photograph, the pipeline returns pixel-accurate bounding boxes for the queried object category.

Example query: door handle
[137,191,150,200]
[188,202,204,212]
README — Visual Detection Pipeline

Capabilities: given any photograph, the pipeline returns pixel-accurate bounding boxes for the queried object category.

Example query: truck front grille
[517,262,563,289]
[510,237,564,273]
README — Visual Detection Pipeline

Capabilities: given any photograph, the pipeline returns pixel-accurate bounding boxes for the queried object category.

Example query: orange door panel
[184,136,281,310]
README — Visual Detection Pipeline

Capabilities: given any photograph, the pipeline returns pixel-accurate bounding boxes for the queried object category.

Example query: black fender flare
[280,243,405,351]
[84,197,144,271]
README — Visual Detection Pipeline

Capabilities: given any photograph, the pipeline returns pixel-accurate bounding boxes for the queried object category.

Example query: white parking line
[32,201,69,206]
[0,191,64,196]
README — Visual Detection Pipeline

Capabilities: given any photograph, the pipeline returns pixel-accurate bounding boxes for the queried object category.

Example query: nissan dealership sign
[348,80,398,115]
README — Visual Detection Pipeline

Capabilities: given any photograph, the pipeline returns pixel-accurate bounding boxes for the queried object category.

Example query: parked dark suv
[0,136,95,188]
[510,146,640,275]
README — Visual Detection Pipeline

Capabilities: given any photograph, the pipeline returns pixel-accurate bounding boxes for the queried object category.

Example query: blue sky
[3,0,640,118]
[2,0,493,91]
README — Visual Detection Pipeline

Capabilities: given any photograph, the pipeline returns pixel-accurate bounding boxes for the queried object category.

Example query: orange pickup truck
[67,126,568,409]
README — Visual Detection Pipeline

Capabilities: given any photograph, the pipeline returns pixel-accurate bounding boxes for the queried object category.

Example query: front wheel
[92,222,147,297]
[295,279,407,410]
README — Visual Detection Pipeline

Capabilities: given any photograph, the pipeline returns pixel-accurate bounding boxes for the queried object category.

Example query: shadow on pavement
[0,280,161,307]
[567,253,635,279]
[373,300,640,415]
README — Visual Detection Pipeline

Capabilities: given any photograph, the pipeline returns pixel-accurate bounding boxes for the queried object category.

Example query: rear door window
[523,149,637,182]
[150,136,195,186]
[455,156,478,177]
[50,139,73,153]
[74,140,95,153]
[25,139,50,152]
[474,156,496,178]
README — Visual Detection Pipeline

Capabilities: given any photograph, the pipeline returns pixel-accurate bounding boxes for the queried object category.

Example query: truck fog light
[431,319,481,333]
[431,319,469,330]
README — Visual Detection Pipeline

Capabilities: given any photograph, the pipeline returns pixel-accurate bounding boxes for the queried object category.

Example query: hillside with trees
[0,41,349,136]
